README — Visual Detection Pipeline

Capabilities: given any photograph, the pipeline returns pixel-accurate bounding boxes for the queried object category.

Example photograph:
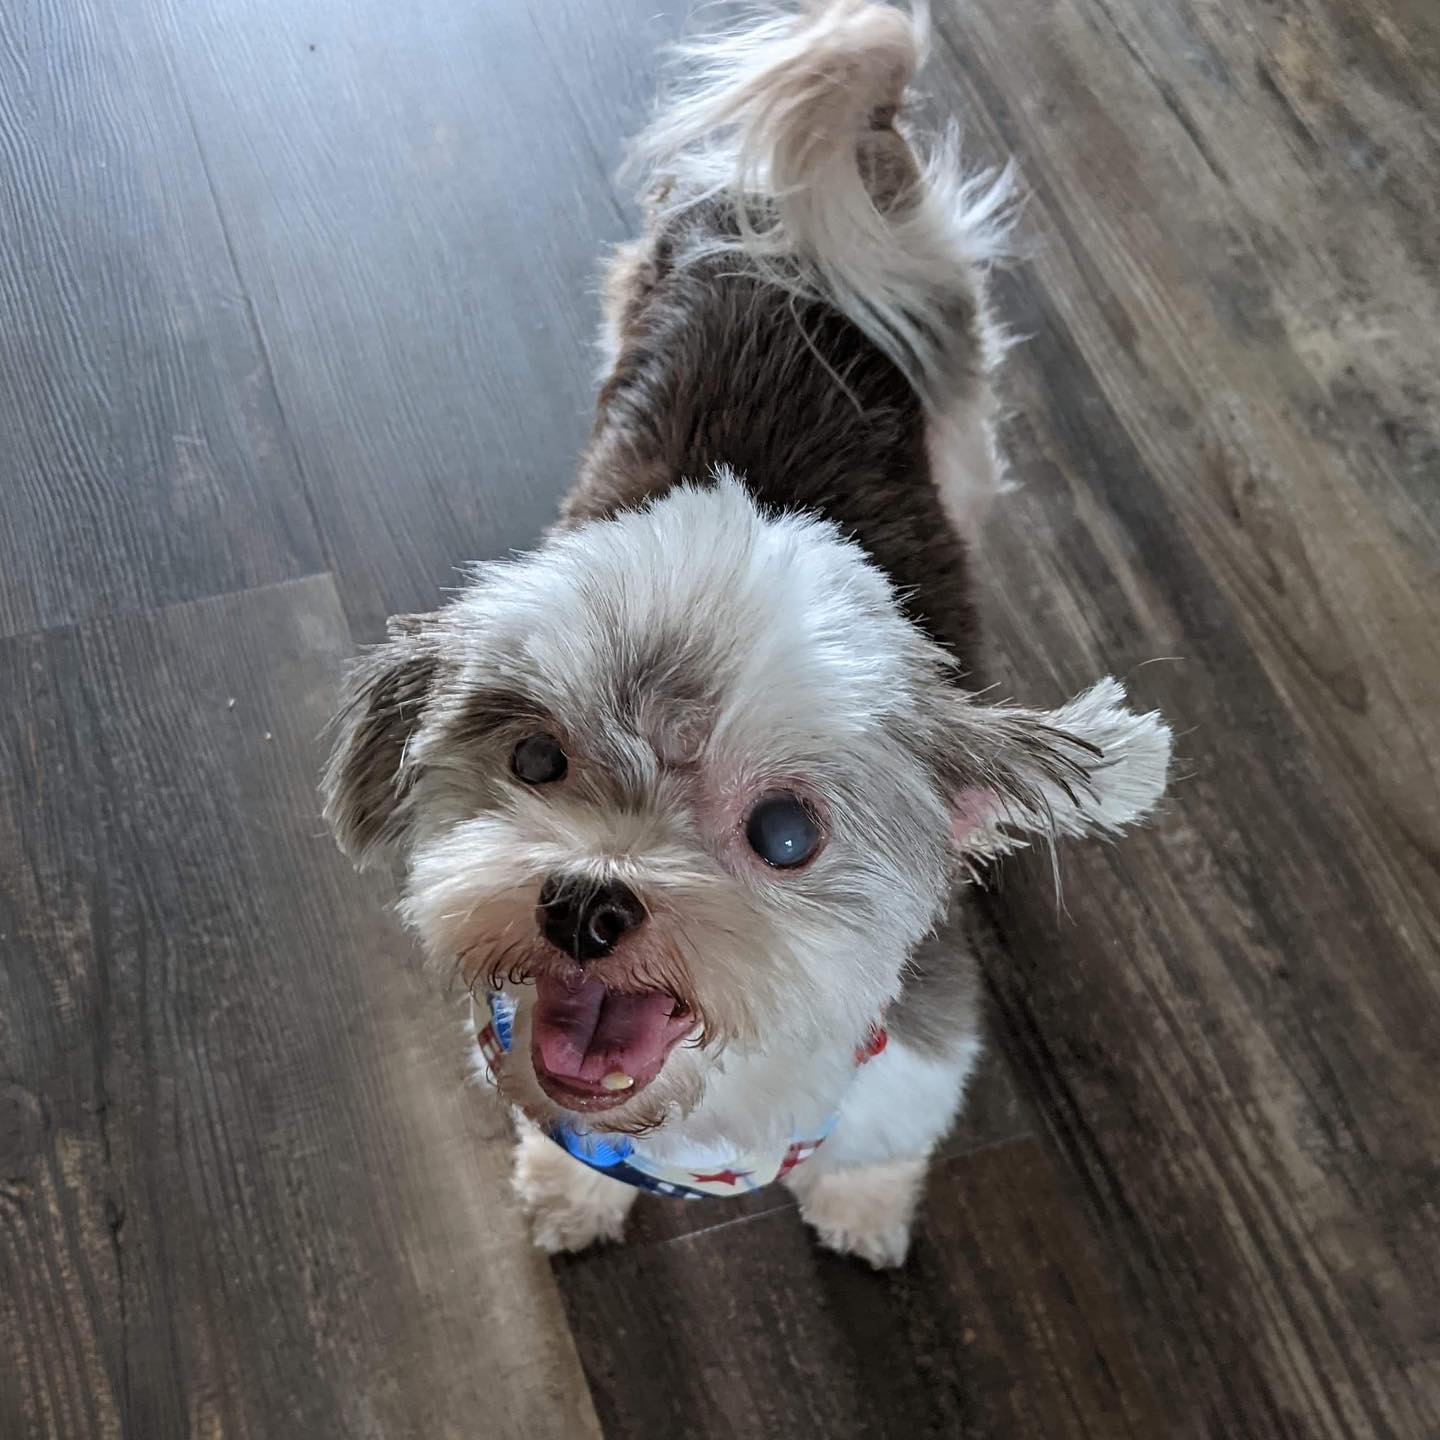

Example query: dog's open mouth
[530,973,693,1111]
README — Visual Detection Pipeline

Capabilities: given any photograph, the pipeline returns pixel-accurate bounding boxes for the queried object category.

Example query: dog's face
[323,476,1170,1133]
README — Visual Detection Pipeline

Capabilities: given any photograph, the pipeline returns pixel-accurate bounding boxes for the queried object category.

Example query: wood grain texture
[0,577,599,1440]
[925,1,1440,1434]
[0,0,323,639]
[558,1138,1167,1440]
[143,0,682,640]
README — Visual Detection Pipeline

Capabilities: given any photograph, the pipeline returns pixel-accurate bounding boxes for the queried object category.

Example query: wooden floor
[2,1,1436,1435]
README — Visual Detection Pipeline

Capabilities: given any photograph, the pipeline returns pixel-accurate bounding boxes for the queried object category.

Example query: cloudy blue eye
[745,792,822,869]
[512,733,567,784]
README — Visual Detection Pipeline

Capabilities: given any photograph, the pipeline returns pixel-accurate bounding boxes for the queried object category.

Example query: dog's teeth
[601,1071,634,1091]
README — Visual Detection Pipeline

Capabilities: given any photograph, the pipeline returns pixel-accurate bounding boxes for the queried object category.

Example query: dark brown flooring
[2,1,1436,1437]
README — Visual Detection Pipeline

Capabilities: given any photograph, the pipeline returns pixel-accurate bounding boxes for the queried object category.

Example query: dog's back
[565,0,1013,665]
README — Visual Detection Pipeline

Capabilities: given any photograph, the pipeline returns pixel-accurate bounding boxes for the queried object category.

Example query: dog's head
[323,475,1170,1132]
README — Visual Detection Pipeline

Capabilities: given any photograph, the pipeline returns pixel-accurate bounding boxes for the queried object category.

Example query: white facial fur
[323,474,1171,1135]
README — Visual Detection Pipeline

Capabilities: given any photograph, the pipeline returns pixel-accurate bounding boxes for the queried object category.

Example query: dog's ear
[935,678,1172,862]
[322,615,440,868]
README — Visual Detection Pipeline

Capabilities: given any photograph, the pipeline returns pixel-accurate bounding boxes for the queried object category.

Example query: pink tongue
[533,974,681,1084]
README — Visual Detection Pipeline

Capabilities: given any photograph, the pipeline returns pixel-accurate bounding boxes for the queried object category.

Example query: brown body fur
[563,141,984,672]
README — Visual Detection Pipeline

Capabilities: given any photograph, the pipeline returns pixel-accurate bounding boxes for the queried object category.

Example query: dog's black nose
[538,876,646,963]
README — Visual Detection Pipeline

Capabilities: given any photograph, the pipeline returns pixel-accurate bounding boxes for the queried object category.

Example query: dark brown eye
[512,733,567,785]
[745,792,822,869]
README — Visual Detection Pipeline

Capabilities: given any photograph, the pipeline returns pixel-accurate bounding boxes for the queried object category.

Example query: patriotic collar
[476,991,887,1200]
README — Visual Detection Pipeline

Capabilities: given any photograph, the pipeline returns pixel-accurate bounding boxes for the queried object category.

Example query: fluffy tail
[628,1,1014,397]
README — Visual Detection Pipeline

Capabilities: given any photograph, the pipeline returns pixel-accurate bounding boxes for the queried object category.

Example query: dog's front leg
[784,1034,980,1268]
[512,1122,638,1255]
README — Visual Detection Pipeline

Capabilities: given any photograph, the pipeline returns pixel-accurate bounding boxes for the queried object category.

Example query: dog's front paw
[795,1157,927,1269]
[512,1127,637,1255]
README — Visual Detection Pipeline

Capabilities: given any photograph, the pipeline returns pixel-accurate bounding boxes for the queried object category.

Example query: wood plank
[921,2,1440,1434]
[146,0,683,638]
[936,0,1440,930]
[0,576,599,1439]
[555,1138,1167,1440]
[0,0,323,639]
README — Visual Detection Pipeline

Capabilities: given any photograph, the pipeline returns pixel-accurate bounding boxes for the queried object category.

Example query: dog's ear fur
[322,616,439,867]
[936,678,1172,863]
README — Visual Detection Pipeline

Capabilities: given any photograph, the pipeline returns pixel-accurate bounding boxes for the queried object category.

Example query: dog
[322,0,1172,1268]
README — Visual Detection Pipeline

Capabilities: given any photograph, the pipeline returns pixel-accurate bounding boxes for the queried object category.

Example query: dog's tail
[628,1,1014,398]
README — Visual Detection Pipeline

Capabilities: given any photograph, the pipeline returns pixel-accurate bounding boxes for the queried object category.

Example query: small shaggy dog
[323,0,1171,1267]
